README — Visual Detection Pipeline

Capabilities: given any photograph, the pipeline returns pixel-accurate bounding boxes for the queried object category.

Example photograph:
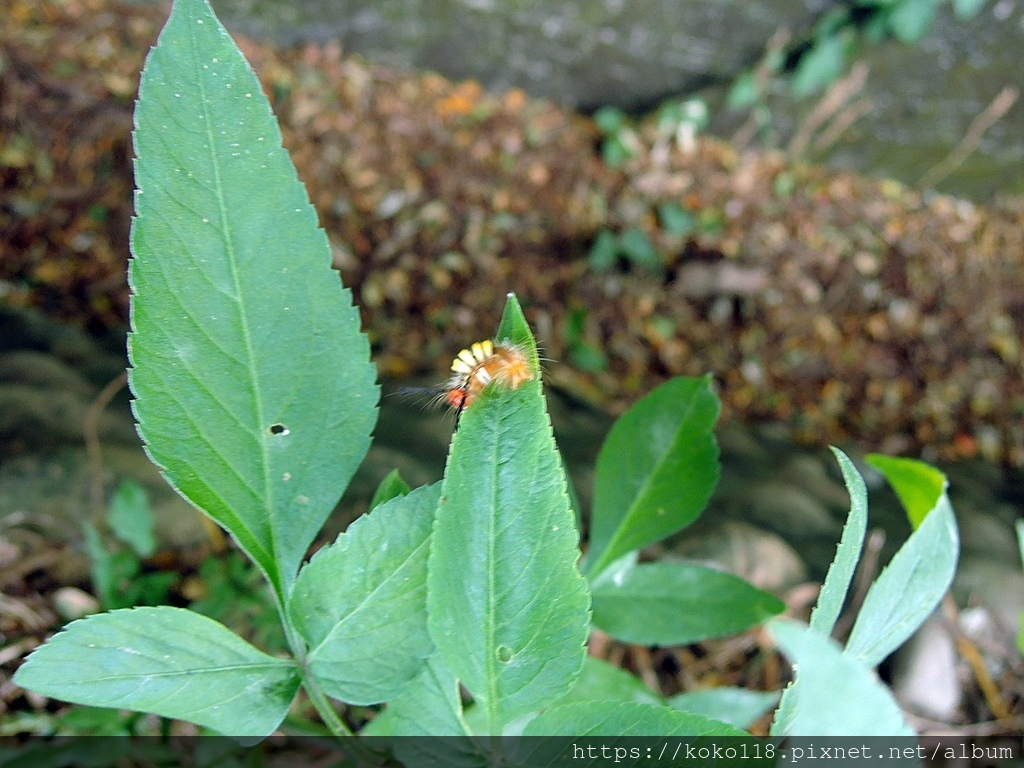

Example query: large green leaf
[586,376,720,576]
[464,655,663,737]
[769,619,913,736]
[591,561,783,645]
[844,463,958,667]
[129,0,377,596]
[516,703,753,768]
[808,448,868,636]
[522,701,748,736]
[361,654,470,737]
[13,607,299,739]
[289,484,438,704]
[427,295,590,733]
[364,656,486,768]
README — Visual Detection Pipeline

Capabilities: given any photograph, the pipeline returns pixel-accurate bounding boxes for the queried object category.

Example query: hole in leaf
[497,645,513,663]
[268,423,289,436]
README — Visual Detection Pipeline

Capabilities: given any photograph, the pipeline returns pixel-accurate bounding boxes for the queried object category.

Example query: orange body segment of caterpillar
[446,339,533,411]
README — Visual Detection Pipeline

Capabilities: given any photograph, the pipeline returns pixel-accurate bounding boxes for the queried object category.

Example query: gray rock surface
[704,2,1024,200]
[211,0,831,110]
[206,0,1024,199]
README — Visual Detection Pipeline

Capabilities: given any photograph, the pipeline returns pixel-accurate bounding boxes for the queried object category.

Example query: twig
[82,372,128,524]
[630,645,662,694]
[833,528,885,642]
[0,547,68,589]
[918,86,1019,189]
[907,711,1024,737]
[812,96,873,154]
[731,28,791,149]
[788,62,869,159]
[941,594,1013,721]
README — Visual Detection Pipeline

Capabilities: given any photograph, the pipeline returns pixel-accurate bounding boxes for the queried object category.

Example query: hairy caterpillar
[445,339,533,412]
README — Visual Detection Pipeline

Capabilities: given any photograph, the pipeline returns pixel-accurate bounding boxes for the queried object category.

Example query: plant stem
[300,677,389,766]
[270,578,385,763]
[301,674,353,738]
[277,592,385,764]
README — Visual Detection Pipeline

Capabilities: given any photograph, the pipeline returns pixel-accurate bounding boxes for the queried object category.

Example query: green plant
[723,0,992,152]
[86,474,283,649]
[593,106,640,168]
[85,479,176,610]
[562,307,608,372]
[770,452,959,735]
[587,226,661,272]
[655,98,709,152]
[188,550,287,653]
[656,202,696,237]
[730,0,989,104]
[13,0,960,749]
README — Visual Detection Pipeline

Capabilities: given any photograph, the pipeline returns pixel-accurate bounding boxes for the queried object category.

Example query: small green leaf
[289,484,438,704]
[888,0,936,42]
[593,106,627,135]
[124,571,178,608]
[678,99,709,130]
[587,376,720,576]
[553,656,663,708]
[601,136,633,167]
[107,479,156,558]
[618,228,660,268]
[655,102,682,134]
[1017,520,1024,572]
[569,343,609,373]
[84,523,121,610]
[865,453,946,528]
[369,469,410,511]
[769,619,913,735]
[773,172,796,198]
[428,295,590,733]
[129,0,377,597]
[844,489,959,667]
[864,10,892,43]
[791,35,848,97]
[522,701,748,736]
[591,561,783,645]
[656,203,696,236]
[953,0,987,18]
[815,5,855,34]
[587,229,619,271]
[727,71,758,111]
[55,705,138,736]
[13,607,300,739]
[809,448,868,636]
[669,687,780,730]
